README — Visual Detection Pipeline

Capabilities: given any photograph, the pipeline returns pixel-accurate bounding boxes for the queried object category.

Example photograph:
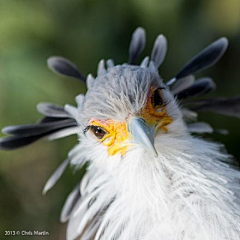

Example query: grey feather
[64,104,79,116]
[106,59,114,69]
[149,60,157,74]
[47,126,80,140]
[47,56,86,82]
[97,60,107,76]
[75,94,85,113]
[166,77,177,86]
[128,27,146,64]
[175,37,228,80]
[39,116,66,123]
[80,173,90,194]
[181,108,198,121]
[176,77,215,99]
[43,158,71,195]
[75,94,85,106]
[171,75,195,95]
[60,184,81,222]
[0,119,78,150]
[86,74,95,89]
[80,217,100,240]
[37,102,72,118]
[0,134,45,150]
[2,119,77,136]
[187,122,213,133]
[151,34,167,68]
[140,57,149,68]
[66,194,92,240]
[188,97,240,118]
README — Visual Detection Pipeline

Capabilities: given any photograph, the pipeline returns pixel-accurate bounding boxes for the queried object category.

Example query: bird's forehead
[81,65,163,124]
[93,65,158,92]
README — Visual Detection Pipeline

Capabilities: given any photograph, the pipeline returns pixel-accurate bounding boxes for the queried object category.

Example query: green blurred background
[0,0,239,239]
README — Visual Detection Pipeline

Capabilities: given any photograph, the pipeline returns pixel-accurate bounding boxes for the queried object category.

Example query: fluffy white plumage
[63,66,240,239]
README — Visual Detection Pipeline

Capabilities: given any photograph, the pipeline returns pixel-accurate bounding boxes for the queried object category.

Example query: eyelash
[83,126,90,135]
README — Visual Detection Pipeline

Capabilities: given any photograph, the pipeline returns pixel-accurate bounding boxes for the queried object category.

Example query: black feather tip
[47,56,86,82]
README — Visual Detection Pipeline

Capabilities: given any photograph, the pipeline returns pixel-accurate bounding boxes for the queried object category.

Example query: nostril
[138,117,146,124]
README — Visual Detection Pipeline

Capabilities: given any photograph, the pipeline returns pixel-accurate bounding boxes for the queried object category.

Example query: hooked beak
[127,117,158,157]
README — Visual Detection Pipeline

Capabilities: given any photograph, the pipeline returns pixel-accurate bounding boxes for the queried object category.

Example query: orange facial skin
[89,119,131,156]
[89,86,172,156]
[139,86,172,134]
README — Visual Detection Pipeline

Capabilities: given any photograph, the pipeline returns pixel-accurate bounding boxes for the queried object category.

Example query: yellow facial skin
[89,119,131,156]
[89,86,172,156]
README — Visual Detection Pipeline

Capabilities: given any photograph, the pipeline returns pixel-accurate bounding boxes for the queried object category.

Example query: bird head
[80,64,179,159]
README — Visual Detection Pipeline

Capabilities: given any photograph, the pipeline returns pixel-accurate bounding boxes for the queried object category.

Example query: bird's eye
[89,125,107,139]
[151,88,165,108]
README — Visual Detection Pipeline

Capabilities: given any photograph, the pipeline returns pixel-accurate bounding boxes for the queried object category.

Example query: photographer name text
[5,230,49,236]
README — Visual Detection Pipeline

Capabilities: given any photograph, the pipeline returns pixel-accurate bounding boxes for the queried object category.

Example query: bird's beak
[127,117,158,157]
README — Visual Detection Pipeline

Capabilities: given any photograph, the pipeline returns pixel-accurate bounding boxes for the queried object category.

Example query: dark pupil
[90,126,106,139]
[152,88,164,107]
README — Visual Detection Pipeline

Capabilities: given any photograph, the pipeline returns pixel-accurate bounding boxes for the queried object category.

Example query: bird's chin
[107,144,159,160]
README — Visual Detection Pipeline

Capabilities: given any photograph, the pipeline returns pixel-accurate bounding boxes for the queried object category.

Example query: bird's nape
[0,27,240,240]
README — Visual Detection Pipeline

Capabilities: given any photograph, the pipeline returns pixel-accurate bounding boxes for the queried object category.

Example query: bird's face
[81,65,181,158]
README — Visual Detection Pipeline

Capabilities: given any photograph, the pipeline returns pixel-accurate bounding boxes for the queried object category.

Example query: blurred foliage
[0,0,239,239]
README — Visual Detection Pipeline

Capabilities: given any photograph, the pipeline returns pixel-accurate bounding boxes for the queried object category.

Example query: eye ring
[89,125,107,140]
